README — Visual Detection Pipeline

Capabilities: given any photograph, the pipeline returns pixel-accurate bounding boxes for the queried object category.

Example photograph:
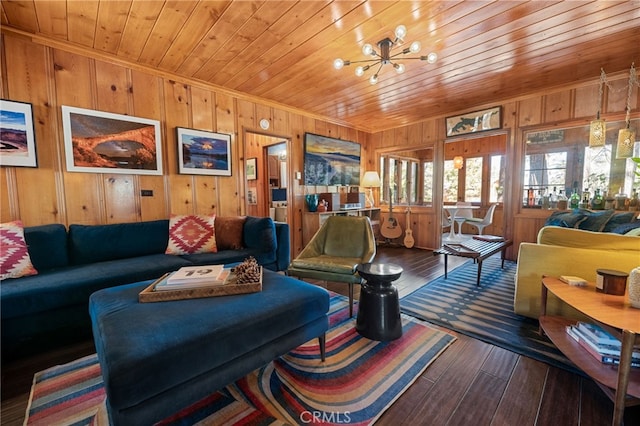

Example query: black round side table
[355,262,403,341]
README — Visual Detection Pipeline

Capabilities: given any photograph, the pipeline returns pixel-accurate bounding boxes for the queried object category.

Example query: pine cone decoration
[234,257,261,284]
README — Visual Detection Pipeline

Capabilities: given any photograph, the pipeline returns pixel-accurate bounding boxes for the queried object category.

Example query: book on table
[566,325,640,367]
[472,235,505,242]
[576,321,622,346]
[443,243,479,255]
[155,265,231,291]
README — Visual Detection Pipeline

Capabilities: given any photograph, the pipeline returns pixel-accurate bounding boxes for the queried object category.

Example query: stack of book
[566,321,640,367]
[155,265,231,291]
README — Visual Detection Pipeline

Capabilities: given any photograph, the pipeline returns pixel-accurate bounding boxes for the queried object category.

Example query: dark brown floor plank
[537,367,581,426]
[493,356,549,425]
[449,371,509,426]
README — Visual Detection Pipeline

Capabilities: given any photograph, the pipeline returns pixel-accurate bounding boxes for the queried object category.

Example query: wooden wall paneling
[606,76,635,113]
[395,126,409,147]
[215,92,240,217]
[4,37,61,225]
[53,49,103,225]
[190,86,217,216]
[237,100,259,217]
[255,104,271,132]
[163,79,195,216]
[574,83,599,119]
[289,113,307,257]
[94,60,139,224]
[272,107,289,136]
[131,70,167,221]
[517,97,543,127]
[543,90,572,123]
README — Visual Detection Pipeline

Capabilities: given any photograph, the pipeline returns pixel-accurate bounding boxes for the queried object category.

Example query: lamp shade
[589,118,606,147]
[361,171,381,188]
[616,127,636,159]
[453,156,464,169]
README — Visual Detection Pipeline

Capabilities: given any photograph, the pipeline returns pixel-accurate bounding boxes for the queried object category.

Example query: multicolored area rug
[400,257,575,372]
[26,293,455,425]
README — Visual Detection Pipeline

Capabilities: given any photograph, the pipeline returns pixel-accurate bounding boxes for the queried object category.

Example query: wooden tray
[139,267,262,303]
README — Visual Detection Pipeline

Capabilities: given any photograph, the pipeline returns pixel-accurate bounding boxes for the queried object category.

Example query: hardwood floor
[2,245,639,425]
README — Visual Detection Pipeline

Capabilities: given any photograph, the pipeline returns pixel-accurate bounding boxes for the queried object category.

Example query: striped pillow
[1,220,38,280]
[165,214,217,255]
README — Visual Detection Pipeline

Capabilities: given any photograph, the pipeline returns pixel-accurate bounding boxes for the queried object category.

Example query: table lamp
[361,171,381,208]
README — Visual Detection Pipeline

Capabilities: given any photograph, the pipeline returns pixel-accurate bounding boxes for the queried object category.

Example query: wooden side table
[539,276,640,425]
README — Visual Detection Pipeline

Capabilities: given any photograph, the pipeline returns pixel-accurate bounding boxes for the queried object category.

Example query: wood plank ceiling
[2,1,640,133]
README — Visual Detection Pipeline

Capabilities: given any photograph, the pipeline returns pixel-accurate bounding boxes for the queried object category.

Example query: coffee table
[433,237,513,286]
[355,263,403,341]
[539,276,640,425]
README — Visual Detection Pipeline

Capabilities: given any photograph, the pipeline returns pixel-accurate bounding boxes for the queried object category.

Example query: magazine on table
[155,265,231,291]
[443,243,479,255]
[566,325,640,364]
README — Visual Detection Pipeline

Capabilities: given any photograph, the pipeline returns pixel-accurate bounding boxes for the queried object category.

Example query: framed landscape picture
[0,99,37,167]
[246,157,257,180]
[61,106,162,175]
[176,127,232,176]
[303,133,361,186]
[446,106,501,137]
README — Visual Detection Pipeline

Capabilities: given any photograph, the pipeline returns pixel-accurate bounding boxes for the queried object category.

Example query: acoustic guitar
[381,188,403,240]
[404,205,415,248]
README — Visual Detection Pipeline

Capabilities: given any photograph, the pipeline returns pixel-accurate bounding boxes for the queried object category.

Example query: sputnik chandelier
[333,25,437,85]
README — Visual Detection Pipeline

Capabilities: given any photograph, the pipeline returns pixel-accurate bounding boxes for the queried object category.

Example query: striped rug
[25,293,455,425]
[400,257,575,372]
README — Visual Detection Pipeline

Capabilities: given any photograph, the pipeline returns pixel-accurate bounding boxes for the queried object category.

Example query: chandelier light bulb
[362,43,374,56]
[395,63,405,74]
[410,41,421,53]
[426,52,438,64]
[394,25,407,40]
[355,66,364,77]
[333,58,344,70]
[369,74,379,85]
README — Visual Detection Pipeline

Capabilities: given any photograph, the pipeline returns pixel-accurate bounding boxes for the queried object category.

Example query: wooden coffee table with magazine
[433,236,512,286]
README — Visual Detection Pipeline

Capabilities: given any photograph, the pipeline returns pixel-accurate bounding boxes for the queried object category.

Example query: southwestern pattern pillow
[0,220,38,280]
[165,215,217,255]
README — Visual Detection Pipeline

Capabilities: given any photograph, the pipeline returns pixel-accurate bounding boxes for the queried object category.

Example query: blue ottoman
[89,269,329,426]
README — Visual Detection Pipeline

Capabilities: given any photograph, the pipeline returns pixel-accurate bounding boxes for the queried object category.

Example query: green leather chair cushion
[290,255,360,274]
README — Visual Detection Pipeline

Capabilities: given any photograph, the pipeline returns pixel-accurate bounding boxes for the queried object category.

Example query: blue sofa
[1,216,290,362]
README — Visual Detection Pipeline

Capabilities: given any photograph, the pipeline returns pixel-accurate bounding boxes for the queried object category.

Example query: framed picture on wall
[0,99,37,167]
[446,106,501,137]
[61,106,162,175]
[176,127,232,176]
[303,133,361,186]
[246,157,257,180]
[247,187,257,205]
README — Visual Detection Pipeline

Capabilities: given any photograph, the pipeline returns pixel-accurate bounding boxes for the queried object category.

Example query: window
[380,149,432,206]
[523,151,567,205]
[443,160,459,203]
[490,155,506,203]
[464,157,483,202]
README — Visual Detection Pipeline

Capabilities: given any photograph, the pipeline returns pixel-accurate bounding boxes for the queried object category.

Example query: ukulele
[381,187,403,240]
[404,204,414,248]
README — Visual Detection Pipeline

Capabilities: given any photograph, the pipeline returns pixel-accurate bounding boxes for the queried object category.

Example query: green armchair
[287,215,377,317]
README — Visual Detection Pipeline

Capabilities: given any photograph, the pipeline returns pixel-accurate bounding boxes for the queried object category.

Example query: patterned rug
[400,257,576,372]
[25,293,455,425]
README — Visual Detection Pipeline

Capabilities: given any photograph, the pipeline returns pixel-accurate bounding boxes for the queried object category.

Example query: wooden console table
[539,276,640,425]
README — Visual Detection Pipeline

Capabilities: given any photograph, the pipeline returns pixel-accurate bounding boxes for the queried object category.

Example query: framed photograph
[303,133,361,186]
[247,187,257,205]
[61,105,162,175]
[0,99,37,167]
[446,106,501,137]
[246,157,257,180]
[177,127,232,176]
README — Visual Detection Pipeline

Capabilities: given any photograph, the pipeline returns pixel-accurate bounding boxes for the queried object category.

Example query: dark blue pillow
[610,219,640,234]
[602,212,636,232]
[577,209,614,232]
[544,210,586,228]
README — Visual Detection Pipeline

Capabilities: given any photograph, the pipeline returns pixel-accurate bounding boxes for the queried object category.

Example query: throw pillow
[577,209,614,232]
[544,210,586,228]
[602,211,636,233]
[1,220,38,280]
[166,215,217,255]
[215,216,246,250]
[610,220,640,235]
